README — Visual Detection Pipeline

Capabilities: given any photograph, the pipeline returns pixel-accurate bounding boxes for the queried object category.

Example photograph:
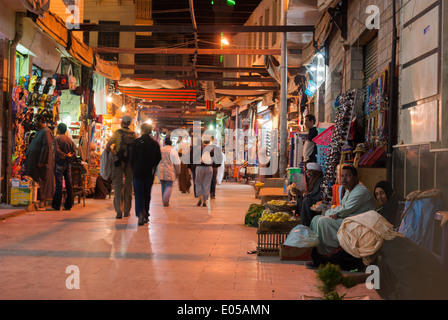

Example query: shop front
[6,9,120,206]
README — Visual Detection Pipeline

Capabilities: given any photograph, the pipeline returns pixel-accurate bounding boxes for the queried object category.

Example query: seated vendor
[295,162,323,227]
[338,211,448,300]
[310,165,375,255]
[374,180,403,229]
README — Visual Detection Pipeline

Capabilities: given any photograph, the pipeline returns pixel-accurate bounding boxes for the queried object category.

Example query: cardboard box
[279,245,312,261]
[10,187,33,206]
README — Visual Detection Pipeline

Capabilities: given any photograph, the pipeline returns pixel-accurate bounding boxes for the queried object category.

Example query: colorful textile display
[321,89,357,202]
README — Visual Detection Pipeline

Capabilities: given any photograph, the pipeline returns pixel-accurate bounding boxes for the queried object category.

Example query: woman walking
[159,136,181,207]
[177,135,192,193]
[193,137,221,208]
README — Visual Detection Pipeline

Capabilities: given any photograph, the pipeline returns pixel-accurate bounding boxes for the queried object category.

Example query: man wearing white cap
[296,162,323,227]
[106,115,137,219]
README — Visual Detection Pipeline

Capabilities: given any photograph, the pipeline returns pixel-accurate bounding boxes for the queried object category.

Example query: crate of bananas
[264,199,297,214]
[257,210,300,233]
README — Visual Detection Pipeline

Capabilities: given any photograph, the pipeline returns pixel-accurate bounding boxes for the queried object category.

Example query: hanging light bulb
[121,105,126,112]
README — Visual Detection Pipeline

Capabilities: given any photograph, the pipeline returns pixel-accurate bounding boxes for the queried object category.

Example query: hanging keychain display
[364,66,390,148]
[321,89,357,202]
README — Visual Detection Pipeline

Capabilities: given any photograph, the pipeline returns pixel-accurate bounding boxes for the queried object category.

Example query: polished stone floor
[0,182,380,300]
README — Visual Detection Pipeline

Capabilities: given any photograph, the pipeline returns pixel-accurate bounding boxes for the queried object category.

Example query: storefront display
[321,89,357,202]
[11,79,60,178]
[364,67,390,148]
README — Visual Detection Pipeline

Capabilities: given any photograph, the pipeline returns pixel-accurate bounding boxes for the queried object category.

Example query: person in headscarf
[337,210,448,300]
[374,181,403,228]
[177,135,191,194]
[24,114,55,207]
[295,162,323,227]
[159,136,180,207]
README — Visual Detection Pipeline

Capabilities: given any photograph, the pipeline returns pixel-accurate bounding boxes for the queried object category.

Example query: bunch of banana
[267,200,289,206]
[259,212,293,223]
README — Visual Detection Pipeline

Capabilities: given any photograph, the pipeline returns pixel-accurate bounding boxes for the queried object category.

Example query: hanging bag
[68,65,77,90]
[53,60,69,91]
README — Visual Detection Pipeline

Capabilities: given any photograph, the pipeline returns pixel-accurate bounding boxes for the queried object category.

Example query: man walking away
[130,123,161,226]
[105,115,137,219]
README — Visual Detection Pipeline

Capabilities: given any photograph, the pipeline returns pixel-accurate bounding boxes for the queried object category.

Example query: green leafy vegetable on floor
[244,204,265,227]
[317,263,357,300]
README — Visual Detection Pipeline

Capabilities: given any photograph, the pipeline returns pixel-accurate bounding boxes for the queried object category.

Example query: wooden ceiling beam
[118,64,269,74]
[96,48,301,55]
[78,23,315,34]
[149,113,217,118]
[121,73,275,83]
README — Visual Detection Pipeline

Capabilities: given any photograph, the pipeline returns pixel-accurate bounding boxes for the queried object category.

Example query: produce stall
[244,199,300,256]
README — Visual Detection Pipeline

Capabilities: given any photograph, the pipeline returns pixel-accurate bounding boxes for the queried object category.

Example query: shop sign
[305,80,318,97]
[257,102,269,113]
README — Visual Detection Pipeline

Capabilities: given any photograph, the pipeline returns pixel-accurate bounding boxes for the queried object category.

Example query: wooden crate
[258,220,300,233]
[257,231,289,256]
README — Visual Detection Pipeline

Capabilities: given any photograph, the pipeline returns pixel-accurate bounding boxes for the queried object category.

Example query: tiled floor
[0,181,381,300]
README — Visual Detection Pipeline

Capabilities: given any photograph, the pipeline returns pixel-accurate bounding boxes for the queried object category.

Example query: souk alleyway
[0,182,381,300]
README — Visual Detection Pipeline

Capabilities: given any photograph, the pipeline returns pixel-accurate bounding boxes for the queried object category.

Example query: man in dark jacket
[130,123,161,226]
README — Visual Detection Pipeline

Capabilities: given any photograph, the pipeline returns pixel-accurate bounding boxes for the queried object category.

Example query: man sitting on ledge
[310,165,375,256]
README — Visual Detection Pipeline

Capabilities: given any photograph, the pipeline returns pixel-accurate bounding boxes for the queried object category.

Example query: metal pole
[279,0,289,177]
[387,0,397,182]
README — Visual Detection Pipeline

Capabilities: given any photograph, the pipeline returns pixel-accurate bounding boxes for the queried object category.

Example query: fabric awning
[94,54,121,80]
[317,0,340,12]
[36,11,120,78]
[69,34,93,68]
[314,11,333,49]
[35,11,68,48]
[21,0,49,17]
[118,78,185,90]
[119,87,197,102]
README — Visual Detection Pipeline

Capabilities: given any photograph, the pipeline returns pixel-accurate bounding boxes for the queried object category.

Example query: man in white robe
[310,165,375,255]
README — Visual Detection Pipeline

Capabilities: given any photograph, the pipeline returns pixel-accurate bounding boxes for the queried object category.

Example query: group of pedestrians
[104,116,223,226]
[24,114,223,226]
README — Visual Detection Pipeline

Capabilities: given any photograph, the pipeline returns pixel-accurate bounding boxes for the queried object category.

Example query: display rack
[321,89,357,202]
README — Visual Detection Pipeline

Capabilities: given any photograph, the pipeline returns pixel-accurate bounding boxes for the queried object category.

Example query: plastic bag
[399,197,444,252]
[283,225,319,248]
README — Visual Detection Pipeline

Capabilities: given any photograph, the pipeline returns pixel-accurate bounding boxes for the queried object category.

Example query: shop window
[15,52,30,83]
[420,144,435,191]
[436,151,448,201]
[32,65,42,77]
[393,147,405,198]
[405,145,419,195]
